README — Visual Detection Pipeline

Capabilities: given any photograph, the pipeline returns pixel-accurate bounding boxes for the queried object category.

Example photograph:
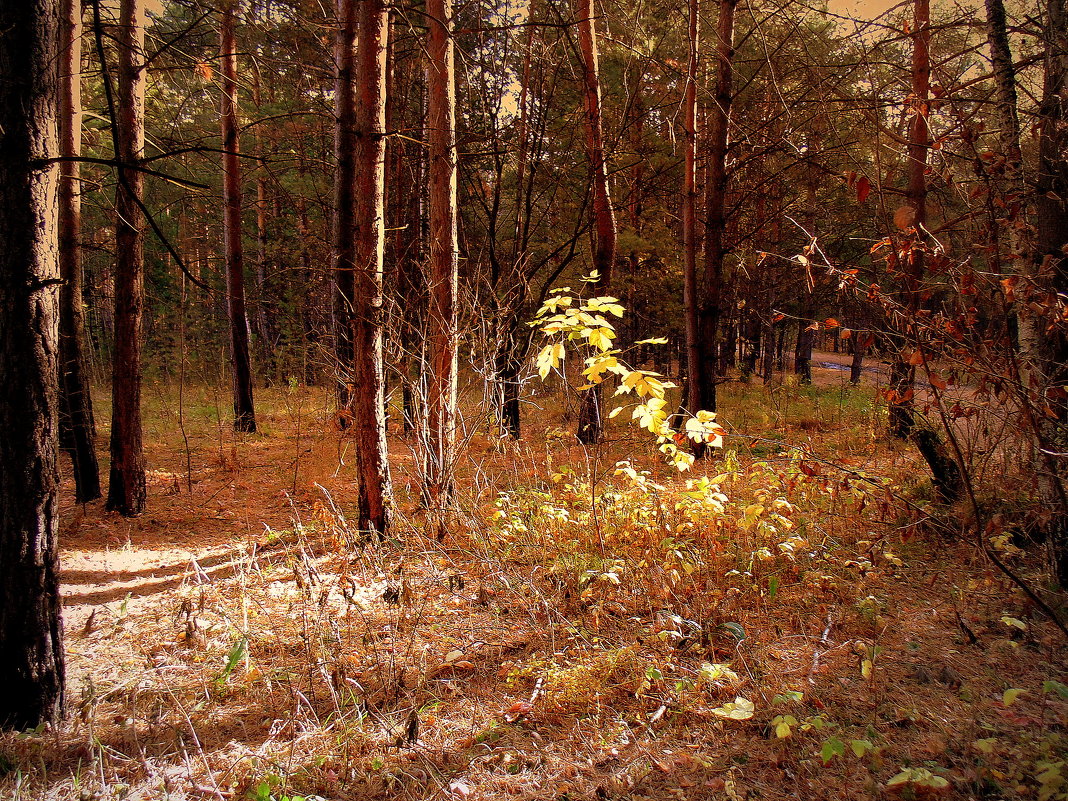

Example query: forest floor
[2,353,1067,801]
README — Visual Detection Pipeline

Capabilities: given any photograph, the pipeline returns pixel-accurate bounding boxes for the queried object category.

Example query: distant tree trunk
[888,0,930,440]
[220,2,256,433]
[697,0,738,415]
[334,0,358,421]
[349,0,393,536]
[850,329,869,385]
[574,0,618,445]
[58,0,101,503]
[250,53,277,379]
[0,0,66,730]
[107,0,147,516]
[682,0,703,445]
[794,320,813,384]
[425,0,460,513]
[297,198,319,386]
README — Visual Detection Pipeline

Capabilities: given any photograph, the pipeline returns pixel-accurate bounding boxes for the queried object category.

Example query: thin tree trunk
[888,0,930,440]
[0,0,66,730]
[697,0,738,416]
[107,0,147,515]
[682,0,703,445]
[574,0,618,445]
[334,0,358,422]
[59,0,101,503]
[425,0,460,515]
[350,0,393,536]
[220,2,256,433]
[850,329,869,385]
[250,52,276,379]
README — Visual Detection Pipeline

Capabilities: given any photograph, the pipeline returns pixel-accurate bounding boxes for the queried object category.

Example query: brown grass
[1,364,1065,801]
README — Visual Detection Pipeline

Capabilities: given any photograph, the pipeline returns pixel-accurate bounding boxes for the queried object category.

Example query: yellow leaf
[1002,688,1025,706]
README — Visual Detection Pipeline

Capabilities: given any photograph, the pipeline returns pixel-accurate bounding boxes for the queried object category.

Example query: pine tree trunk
[334,0,358,421]
[350,0,393,536]
[888,0,930,440]
[1034,0,1068,585]
[58,0,101,503]
[574,0,618,445]
[107,0,147,516]
[697,0,738,415]
[0,0,66,730]
[682,0,703,446]
[220,2,256,433]
[425,0,460,514]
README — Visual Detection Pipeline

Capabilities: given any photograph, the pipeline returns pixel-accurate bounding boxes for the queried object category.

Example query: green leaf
[850,739,874,757]
[719,622,746,641]
[1000,616,1027,631]
[1003,688,1026,706]
[767,576,780,599]
[820,736,846,764]
[698,662,741,687]
[771,714,797,738]
[1042,680,1068,700]
[886,768,949,790]
[772,691,804,705]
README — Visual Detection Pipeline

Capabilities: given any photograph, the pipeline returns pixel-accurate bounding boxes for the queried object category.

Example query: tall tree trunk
[574,0,618,445]
[334,0,358,421]
[250,53,277,380]
[0,0,66,730]
[425,0,460,515]
[59,0,101,503]
[1034,0,1068,584]
[682,0,703,442]
[220,2,256,433]
[887,0,930,440]
[107,0,147,516]
[349,0,393,536]
[696,0,738,416]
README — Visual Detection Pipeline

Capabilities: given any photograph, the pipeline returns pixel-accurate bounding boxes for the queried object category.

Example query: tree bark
[220,2,256,433]
[58,0,101,503]
[683,0,703,443]
[574,0,618,445]
[425,0,460,514]
[1034,0,1068,584]
[350,0,394,536]
[334,0,358,421]
[107,0,147,516]
[0,0,66,729]
[888,0,930,440]
[696,0,738,416]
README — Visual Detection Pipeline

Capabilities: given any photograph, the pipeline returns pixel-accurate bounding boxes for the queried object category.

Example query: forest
[1,0,1067,797]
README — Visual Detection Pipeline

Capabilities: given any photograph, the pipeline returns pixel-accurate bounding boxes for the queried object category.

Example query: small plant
[533,288,724,469]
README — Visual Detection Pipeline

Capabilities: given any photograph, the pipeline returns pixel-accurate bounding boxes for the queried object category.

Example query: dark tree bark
[106,0,147,516]
[0,0,66,729]
[349,0,394,536]
[798,318,811,384]
[1034,0,1068,585]
[682,0,703,442]
[58,0,101,503]
[887,0,930,440]
[334,0,358,421]
[220,1,256,433]
[425,0,460,511]
[574,0,618,445]
[695,0,738,416]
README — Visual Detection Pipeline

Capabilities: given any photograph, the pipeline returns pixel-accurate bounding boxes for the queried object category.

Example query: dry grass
[2,364,1066,801]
